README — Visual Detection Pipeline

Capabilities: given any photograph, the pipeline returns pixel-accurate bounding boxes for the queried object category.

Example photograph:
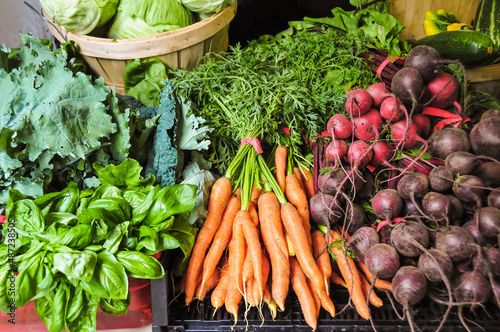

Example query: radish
[344,88,372,117]
[324,139,348,168]
[379,94,406,123]
[427,127,470,160]
[469,117,500,161]
[366,82,391,108]
[353,108,383,141]
[347,140,373,168]
[426,72,460,109]
[371,189,403,222]
[327,113,352,139]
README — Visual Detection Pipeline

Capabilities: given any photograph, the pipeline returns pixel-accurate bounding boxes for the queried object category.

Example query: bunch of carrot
[181,142,391,330]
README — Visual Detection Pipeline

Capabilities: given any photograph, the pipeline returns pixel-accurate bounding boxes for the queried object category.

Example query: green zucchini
[413,30,494,66]
[474,0,500,47]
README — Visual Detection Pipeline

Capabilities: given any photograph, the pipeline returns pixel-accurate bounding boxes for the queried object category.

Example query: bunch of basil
[0,158,198,332]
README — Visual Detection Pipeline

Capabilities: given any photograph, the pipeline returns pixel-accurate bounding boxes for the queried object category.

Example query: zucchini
[474,0,500,47]
[413,30,494,66]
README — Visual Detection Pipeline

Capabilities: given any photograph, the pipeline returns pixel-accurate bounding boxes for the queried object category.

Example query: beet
[475,206,500,244]
[411,113,432,139]
[347,140,373,168]
[426,72,460,109]
[364,243,400,279]
[480,108,500,121]
[417,248,454,282]
[428,166,453,192]
[392,266,428,306]
[324,139,348,168]
[452,174,485,205]
[447,194,464,225]
[318,167,362,196]
[402,199,422,217]
[391,67,425,105]
[454,272,492,304]
[469,117,500,161]
[427,128,470,160]
[309,192,343,227]
[371,189,403,221]
[488,188,500,209]
[390,221,429,257]
[435,226,477,262]
[343,203,367,235]
[396,172,429,200]
[422,191,450,222]
[366,82,391,108]
[462,220,496,247]
[379,94,406,123]
[369,140,396,168]
[472,162,500,188]
[327,113,352,139]
[403,45,440,82]
[344,88,372,117]
[346,226,380,263]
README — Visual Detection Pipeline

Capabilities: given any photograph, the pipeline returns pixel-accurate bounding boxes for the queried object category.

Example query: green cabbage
[180,0,234,14]
[108,0,193,40]
[41,0,119,34]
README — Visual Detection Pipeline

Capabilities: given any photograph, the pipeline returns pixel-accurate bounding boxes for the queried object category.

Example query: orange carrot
[330,270,347,288]
[258,192,290,311]
[275,145,287,194]
[312,230,332,294]
[293,166,305,192]
[300,166,315,200]
[225,212,247,320]
[307,278,321,318]
[263,284,277,319]
[328,230,370,320]
[241,216,264,303]
[248,200,260,227]
[211,271,229,311]
[359,271,384,307]
[319,288,336,317]
[251,184,263,207]
[185,176,233,305]
[285,173,312,247]
[195,269,219,301]
[281,202,325,298]
[290,257,318,330]
[201,188,241,289]
[356,261,393,292]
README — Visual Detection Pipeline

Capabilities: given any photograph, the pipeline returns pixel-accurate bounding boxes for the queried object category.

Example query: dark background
[228,0,354,46]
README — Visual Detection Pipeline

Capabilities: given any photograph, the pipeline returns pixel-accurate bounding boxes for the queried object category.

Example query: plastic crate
[150,253,500,332]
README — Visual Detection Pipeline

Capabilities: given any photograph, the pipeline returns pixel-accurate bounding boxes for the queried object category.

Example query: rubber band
[0,215,5,224]
[282,127,291,135]
[374,217,406,232]
[422,106,471,132]
[376,56,405,83]
[240,137,263,154]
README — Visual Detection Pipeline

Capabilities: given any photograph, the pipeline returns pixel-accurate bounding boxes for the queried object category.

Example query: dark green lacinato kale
[169,26,378,173]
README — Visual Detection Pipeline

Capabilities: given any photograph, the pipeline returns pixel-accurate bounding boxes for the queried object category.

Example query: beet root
[390,221,429,257]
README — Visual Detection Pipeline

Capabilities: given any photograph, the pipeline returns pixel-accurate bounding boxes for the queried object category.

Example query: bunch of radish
[310,45,500,331]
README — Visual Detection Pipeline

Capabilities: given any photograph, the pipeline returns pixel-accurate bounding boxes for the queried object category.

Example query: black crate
[150,253,500,332]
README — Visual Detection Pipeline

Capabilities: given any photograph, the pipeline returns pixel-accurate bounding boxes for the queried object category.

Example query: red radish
[324,139,348,168]
[344,88,372,117]
[370,140,396,168]
[411,113,431,139]
[380,95,406,123]
[347,140,373,168]
[366,82,391,108]
[327,114,352,139]
[390,119,428,150]
[353,108,383,141]
[427,72,460,109]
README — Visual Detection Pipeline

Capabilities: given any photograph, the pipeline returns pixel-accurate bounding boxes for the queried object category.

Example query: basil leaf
[53,224,96,249]
[35,281,69,332]
[115,251,165,279]
[44,212,79,227]
[7,199,45,236]
[99,294,130,315]
[87,197,132,224]
[15,251,47,307]
[103,222,130,254]
[94,158,155,189]
[79,251,128,300]
[130,185,159,226]
[157,233,181,252]
[34,182,79,214]
[143,184,196,226]
[66,289,99,332]
[66,285,83,323]
[137,225,158,252]
[53,251,97,282]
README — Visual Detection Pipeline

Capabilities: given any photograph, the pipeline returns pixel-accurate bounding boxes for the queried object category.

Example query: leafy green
[124,58,168,107]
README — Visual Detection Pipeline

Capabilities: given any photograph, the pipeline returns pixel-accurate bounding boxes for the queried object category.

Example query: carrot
[281,202,325,298]
[200,188,241,289]
[356,261,393,292]
[195,268,219,301]
[293,166,305,192]
[307,278,321,318]
[330,270,347,288]
[258,192,290,311]
[319,288,336,317]
[359,271,384,307]
[184,176,233,305]
[211,271,229,311]
[300,166,315,200]
[275,145,287,194]
[225,212,247,320]
[312,230,332,294]
[241,216,264,303]
[285,173,312,247]
[263,284,277,319]
[251,184,263,207]
[248,200,259,227]
[290,257,318,330]
[328,230,370,320]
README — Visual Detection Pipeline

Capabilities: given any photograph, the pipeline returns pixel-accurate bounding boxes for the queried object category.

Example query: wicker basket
[44,2,237,94]
[389,0,481,41]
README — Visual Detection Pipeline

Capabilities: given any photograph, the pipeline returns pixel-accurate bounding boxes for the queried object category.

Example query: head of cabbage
[41,0,119,35]
[108,0,193,39]
[180,0,234,15]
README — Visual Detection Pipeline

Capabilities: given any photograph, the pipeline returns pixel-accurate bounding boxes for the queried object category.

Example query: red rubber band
[241,137,263,154]
[376,56,405,83]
